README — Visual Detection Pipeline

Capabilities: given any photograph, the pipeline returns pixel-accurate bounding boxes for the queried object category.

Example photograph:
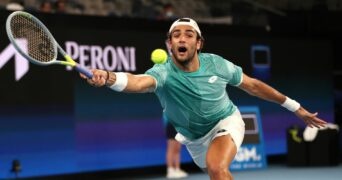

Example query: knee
[206,161,233,180]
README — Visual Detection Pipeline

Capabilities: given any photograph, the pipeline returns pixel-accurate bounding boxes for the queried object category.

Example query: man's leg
[206,134,237,180]
[166,138,181,169]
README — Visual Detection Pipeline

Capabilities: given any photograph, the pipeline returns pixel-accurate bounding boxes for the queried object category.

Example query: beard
[172,48,196,66]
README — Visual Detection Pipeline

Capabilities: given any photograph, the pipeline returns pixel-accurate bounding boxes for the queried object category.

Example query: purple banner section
[75,118,192,171]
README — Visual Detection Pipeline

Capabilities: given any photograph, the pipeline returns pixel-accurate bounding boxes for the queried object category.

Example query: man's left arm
[238,73,327,128]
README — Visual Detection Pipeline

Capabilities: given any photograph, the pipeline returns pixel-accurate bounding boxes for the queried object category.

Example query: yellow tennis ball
[151,49,168,64]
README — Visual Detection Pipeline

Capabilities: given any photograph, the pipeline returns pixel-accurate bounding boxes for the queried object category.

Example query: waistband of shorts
[179,109,241,143]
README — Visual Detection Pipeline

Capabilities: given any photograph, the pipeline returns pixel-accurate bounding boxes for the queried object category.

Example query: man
[81,18,327,180]
[163,114,188,179]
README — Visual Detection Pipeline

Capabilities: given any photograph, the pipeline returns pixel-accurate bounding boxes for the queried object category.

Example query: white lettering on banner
[65,41,136,72]
[79,45,90,69]
[91,45,104,69]
[0,39,29,81]
[234,146,261,162]
[103,46,116,70]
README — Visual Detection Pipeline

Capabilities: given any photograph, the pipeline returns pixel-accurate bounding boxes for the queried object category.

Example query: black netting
[10,14,55,63]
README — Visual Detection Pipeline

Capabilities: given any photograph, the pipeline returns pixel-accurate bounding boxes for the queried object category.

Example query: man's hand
[295,107,327,128]
[80,69,108,87]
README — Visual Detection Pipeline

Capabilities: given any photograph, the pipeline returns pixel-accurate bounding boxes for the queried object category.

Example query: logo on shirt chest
[208,76,218,83]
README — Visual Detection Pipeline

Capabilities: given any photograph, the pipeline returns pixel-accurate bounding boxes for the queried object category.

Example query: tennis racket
[6,11,93,78]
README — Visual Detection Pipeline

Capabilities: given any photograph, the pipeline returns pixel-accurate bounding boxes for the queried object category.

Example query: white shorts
[175,109,245,168]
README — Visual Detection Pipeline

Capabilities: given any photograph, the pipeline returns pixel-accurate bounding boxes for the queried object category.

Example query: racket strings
[10,15,56,63]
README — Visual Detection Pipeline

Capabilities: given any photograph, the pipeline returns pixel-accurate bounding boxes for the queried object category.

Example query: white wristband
[109,72,128,92]
[281,97,301,112]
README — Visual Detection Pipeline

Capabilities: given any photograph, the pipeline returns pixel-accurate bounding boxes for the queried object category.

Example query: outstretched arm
[238,73,327,128]
[80,69,156,93]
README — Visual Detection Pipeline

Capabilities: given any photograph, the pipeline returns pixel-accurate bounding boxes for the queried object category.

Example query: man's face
[168,25,201,65]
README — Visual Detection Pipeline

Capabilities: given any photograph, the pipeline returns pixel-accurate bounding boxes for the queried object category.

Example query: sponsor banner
[231,106,267,170]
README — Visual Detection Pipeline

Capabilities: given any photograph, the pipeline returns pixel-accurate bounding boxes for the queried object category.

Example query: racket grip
[75,64,93,78]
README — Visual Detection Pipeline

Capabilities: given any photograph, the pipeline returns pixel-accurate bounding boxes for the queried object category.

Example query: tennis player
[81,18,327,180]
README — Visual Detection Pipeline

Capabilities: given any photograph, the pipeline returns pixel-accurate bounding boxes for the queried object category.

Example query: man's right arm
[80,69,156,93]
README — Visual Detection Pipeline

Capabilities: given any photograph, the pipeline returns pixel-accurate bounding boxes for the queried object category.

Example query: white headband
[168,18,201,37]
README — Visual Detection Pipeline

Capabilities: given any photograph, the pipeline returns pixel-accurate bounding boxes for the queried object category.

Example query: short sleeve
[227,63,243,86]
[145,64,167,91]
[210,53,243,86]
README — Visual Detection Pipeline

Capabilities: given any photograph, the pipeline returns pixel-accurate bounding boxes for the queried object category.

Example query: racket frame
[6,11,92,78]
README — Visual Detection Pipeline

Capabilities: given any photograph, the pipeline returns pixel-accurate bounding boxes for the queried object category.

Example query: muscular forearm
[106,71,155,93]
[238,74,326,127]
[239,75,303,113]
[241,77,286,104]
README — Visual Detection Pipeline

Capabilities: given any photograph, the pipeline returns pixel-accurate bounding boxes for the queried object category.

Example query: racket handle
[75,64,93,78]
